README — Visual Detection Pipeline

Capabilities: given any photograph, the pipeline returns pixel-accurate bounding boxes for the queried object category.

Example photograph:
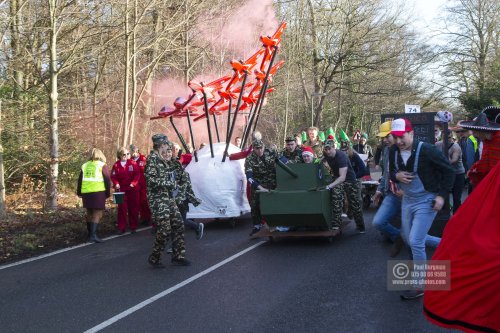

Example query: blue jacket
[349,151,370,179]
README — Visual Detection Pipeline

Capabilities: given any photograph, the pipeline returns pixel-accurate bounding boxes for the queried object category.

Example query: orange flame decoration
[151,22,287,122]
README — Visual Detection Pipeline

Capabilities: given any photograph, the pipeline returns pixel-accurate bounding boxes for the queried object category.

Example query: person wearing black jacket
[388,118,454,300]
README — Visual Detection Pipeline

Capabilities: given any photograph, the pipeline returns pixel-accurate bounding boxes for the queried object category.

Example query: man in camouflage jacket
[169,156,204,240]
[244,139,277,236]
[145,134,190,268]
[279,136,304,164]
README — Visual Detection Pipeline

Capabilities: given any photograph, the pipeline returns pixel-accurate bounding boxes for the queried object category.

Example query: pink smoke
[148,0,279,147]
[153,78,192,111]
[196,0,279,58]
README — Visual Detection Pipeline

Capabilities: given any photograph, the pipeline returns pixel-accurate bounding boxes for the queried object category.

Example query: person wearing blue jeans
[389,118,454,300]
[373,193,401,240]
[373,121,442,257]
[373,121,403,249]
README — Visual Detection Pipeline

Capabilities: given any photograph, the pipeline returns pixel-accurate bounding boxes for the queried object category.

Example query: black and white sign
[405,104,421,114]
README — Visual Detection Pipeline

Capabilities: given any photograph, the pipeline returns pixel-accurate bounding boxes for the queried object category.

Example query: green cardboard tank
[260,162,333,229]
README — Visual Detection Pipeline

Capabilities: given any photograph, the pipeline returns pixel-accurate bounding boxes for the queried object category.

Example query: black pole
[201,88,214,158]
[226,96,233,143]
[169,116,189,153]
[222,71,249,162]
[185,107,198,162]
[251,82,269,134]
[250,46,278,134]
[240,102,256,148]
[212,113,220,142]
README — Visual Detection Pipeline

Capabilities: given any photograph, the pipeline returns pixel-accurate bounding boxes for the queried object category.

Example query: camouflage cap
[323,138,336,148]
[151,134,169,146]
[129,144,138,152]
[285,136,296,142]
[252,139,264,148]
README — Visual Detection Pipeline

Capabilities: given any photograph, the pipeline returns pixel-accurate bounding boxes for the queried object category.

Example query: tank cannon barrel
[275,158,298,178]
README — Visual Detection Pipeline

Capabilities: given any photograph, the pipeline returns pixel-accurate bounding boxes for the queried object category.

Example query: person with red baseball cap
[388,118,455,300]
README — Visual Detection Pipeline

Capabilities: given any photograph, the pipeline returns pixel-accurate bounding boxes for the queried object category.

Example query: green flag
[339,129,350,143]
[325,127,337,142]
[318,131,325,141]
[301,131,307,143]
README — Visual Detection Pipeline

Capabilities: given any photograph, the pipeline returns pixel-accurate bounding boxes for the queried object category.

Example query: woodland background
[0,0,498,259]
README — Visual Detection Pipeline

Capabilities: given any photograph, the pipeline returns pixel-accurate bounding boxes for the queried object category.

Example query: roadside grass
[0,189,120,264]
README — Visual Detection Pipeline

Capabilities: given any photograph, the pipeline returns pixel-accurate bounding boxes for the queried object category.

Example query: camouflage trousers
[330,185,345,229]
[330,181,364,229]
[148,205,185,265]
[343,181,365,228]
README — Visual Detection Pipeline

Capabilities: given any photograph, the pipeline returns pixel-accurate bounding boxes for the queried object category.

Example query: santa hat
[302,146,314,157]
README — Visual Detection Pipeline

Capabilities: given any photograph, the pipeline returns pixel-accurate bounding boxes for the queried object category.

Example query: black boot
[89,222,103,243]
[86,222,91,242]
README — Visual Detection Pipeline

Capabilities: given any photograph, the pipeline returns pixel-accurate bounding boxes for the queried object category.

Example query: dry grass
[0,188,118,264]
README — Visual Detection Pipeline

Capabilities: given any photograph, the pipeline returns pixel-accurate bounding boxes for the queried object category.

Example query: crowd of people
[76,136,204,267]
[76,105,500,331]
[238,107,500,308]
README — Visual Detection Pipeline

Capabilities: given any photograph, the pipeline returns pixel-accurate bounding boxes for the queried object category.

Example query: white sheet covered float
[186,142,250,218]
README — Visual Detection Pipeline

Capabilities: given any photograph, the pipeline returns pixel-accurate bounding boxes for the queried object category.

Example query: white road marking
[0,227,151,270]
[83,241,266,333]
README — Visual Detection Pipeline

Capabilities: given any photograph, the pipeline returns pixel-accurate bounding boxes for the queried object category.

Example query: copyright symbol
[393,263,409,279]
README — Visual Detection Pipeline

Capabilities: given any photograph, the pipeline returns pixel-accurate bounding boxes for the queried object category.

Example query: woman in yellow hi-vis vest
[77,148,111,243]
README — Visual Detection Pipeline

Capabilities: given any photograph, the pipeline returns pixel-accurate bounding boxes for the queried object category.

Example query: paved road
[0,210,453,333]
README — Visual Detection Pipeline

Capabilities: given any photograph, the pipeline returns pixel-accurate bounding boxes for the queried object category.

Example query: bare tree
[45,0,60,210]
[438,0,499,113]
[0,100,5,217]
[40,0,115,209]
[264,0,435,143]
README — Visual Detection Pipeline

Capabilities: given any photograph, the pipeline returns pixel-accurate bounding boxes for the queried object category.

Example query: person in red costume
[111,147,141,234]
[130,144,151,225]
[424,106,500,333]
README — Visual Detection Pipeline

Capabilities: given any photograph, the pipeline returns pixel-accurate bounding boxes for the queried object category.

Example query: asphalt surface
[0,210,454,333]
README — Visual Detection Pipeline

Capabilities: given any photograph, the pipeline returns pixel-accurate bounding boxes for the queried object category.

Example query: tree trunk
[10,0,24,99]
[306,0,322,126]
[10,0,26,140]
[183,0,190,85]
[143,8,161,152]
[0,100,5,217]
[334,64,344,132]
[121,0,131,148]
[45,0,59,210]
[128,0,138,146]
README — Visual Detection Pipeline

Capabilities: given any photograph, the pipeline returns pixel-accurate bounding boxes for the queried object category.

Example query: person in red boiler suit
[130,144,151,225]
[111,147,141,234]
